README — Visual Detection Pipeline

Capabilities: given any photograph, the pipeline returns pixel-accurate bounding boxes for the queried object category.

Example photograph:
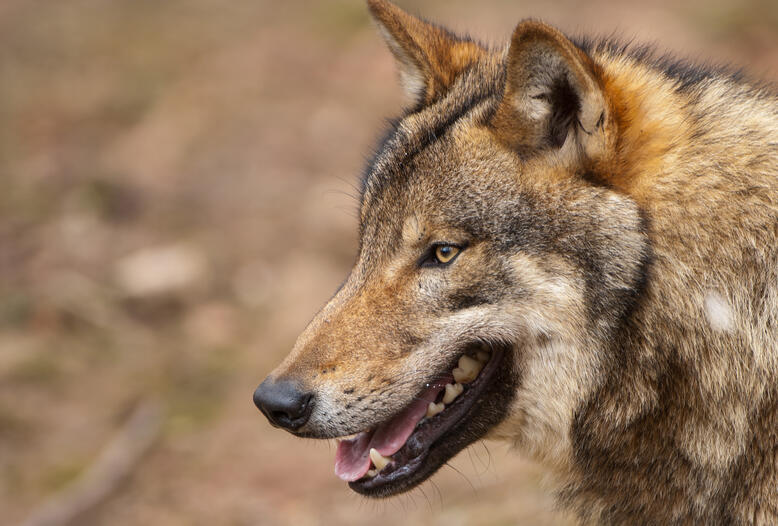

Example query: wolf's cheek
[478,253,603,470]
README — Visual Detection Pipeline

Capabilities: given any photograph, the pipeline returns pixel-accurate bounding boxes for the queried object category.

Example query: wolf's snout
[253,378,314,431]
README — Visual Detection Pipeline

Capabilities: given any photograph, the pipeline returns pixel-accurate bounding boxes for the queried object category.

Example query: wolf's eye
[435,245,459,263]
[419,244,459,268]
[419,243,464,268]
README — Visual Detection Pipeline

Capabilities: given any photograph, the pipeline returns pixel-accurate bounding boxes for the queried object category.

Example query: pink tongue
[334,379,448,482]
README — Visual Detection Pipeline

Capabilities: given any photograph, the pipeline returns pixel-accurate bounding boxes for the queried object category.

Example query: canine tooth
[426,401,445,418]
[442,383,464,404]
[369,448,392,471]
[366,469,378,478]
[453,355,482,383]
[476,350,491,363]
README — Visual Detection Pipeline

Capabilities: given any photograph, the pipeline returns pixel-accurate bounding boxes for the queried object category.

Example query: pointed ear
[492,21,612,159]
[367,0,485,105]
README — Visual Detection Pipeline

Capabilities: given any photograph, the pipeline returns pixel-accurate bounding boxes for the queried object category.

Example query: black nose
[253,378,314,431]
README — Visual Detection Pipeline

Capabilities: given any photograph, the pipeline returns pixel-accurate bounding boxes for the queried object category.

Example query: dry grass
[0,1,775,524]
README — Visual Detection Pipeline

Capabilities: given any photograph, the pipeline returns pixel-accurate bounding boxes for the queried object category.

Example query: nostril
[253,378,314,431]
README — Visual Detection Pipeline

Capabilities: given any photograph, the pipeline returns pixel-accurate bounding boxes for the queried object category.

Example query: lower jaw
[349,344,517,497]
[349,452,426,497]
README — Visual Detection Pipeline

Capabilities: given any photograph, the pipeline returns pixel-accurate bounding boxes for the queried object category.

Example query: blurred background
[0,1,776,524]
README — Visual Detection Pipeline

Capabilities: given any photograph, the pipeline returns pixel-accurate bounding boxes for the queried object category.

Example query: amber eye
[434,245,460,264]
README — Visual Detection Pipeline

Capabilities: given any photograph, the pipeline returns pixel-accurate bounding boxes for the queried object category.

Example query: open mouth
[334,343,510,497]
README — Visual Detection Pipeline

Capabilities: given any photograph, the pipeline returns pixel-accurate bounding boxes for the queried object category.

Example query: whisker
[480,440,494,473]
[418,484,433,512]
[429,478,444,507]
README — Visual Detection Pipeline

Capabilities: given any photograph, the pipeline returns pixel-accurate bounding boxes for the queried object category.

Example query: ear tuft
[492,21,612,159]
[367,0,485,105]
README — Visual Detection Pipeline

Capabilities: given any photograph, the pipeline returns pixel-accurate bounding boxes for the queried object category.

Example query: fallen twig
[20,401,163,526]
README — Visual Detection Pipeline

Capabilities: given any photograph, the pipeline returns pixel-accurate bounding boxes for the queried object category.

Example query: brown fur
[257,1,778,523]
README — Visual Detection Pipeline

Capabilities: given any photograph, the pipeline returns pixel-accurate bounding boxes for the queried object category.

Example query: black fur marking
[574,209,652,329]
[618,207,654,328]
[544,74,582,148]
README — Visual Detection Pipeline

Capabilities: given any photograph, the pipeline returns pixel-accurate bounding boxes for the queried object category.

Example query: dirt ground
[1,1,776,525]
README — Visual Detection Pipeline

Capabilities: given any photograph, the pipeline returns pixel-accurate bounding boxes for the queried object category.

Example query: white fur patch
[704,291,734,333]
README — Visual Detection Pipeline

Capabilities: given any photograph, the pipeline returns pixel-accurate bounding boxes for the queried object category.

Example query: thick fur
[259,1,778,524]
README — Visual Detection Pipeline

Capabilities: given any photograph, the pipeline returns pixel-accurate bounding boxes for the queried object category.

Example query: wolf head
[255,0,649,497]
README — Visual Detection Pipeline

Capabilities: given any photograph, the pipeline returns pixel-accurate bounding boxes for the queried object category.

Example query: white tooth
[476,350,491,363]
[366,469,378,478]
[453,355,482,383]
[442,383,464,404]
[426,401,445,418]
[369,448,392,471]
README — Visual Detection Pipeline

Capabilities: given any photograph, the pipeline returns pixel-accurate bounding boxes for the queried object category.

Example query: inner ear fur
[492,21,611,159]
[367,0,486,106]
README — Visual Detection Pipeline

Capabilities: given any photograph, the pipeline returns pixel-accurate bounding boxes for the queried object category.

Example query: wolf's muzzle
[253,378,314,431]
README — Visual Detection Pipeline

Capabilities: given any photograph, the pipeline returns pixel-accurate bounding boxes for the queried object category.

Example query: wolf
[254,0,778,523]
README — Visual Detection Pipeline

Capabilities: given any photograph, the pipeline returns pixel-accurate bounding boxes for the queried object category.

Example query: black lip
[348,343,516,497]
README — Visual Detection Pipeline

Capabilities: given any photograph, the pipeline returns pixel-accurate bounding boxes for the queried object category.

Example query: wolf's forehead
[359,58,505,211]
